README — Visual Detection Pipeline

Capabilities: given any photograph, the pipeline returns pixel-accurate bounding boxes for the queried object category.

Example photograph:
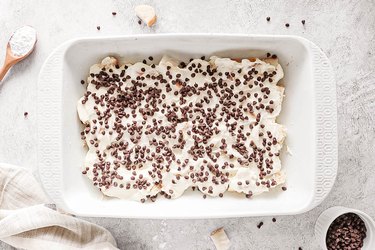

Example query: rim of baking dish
[37,34,337,218]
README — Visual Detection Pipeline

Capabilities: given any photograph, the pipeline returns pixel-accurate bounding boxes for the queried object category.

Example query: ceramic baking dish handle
[309,42,338,208]
[37,42,71,210]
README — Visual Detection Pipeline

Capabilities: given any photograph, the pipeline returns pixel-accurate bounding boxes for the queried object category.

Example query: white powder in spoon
[9,26,37,57]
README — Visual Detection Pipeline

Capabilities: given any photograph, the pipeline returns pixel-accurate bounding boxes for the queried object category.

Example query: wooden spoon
[0,26,37,82]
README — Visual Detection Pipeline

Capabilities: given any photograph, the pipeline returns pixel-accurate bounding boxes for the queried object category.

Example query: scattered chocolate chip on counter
[80,80,85,85]
[96,26,101,31]
[257,222,264,229]
[282,186,287,191]
[24,112,28,118]
[301,20,306,25]
[326,213,367,250]
[266,17,271,22]
[285,23,290,28]
[272,218,276,222]
[112,12,117,16]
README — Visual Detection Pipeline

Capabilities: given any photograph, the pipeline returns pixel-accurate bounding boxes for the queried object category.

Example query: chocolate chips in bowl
[326,213,367,249]
[315,206,375,250]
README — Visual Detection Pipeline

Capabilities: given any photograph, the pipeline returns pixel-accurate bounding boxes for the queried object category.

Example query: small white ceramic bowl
[315,206,375,250]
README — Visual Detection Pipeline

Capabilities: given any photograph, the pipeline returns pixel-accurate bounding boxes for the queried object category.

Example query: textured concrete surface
[1,0,375,249]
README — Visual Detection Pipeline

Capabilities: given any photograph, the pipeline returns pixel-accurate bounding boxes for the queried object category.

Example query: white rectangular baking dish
[37,34,337,218]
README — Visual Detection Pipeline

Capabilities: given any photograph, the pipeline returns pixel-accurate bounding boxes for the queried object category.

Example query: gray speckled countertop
[1,0,375,249]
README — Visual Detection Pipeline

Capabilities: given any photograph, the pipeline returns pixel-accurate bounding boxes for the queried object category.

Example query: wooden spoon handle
[0,45,23,82]
[0,60,14,81]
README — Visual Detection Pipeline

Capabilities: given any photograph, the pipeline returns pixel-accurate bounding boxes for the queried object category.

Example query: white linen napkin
[0,163,118,250]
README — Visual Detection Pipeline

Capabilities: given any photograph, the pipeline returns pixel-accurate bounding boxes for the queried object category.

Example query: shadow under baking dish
[39,34,336,218]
